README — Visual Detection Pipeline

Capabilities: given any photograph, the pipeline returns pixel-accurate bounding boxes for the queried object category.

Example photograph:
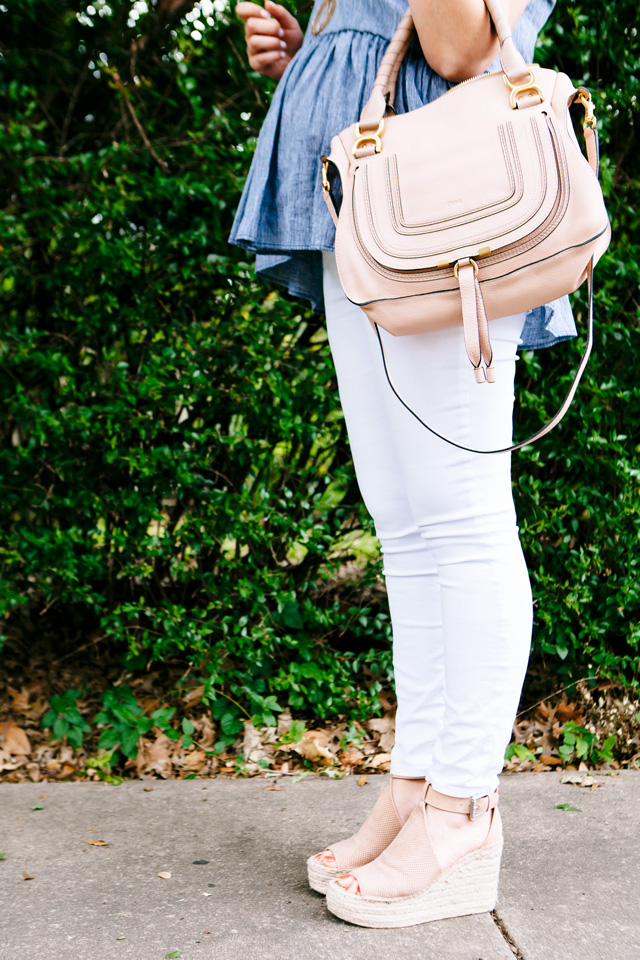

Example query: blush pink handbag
[321,0,611,453]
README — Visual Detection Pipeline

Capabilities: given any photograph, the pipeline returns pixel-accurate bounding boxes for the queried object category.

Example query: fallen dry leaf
[136,731,174,779]
[560,773,598,787]
[157,871,172,879]
[277,710,293,736]
[84,840,108,846]
[193,713,216,750]
[2,720,31,756]
[182,685,205,706]
[369,752,392,768]
[556,700,583,724]
[8,686,31,713]
[143,786,153,792]
[342,746,365,765]
[179,748,207,772]
[538,755,563,765]
[293,730,334,765]
[243,722,272,769]
[39,793,48,799]
[265,785,283,791]
[366,717,394,735]
[23,873,33,880]
[358,776,368,786]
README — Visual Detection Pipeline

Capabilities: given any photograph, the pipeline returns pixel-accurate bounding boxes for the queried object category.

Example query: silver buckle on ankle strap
[469,795,487,820]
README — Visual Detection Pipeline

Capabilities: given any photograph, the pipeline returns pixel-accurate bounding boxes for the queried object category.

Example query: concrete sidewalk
[0,771,638,960]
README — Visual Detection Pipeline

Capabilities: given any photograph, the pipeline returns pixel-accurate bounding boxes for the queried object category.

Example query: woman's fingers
[263,0,300,31]
[235,2,271,24]
[244,15,284,42]
[247,33,286,55]
[235,1,303,79]
[249,50,286,70]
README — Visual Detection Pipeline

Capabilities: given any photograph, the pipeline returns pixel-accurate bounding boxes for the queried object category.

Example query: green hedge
[1,1,639,728]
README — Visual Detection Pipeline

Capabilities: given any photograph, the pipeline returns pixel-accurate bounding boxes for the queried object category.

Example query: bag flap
[349,69,567,271]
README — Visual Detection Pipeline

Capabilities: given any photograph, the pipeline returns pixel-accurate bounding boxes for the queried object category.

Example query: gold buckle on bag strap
[503,70,544,109]
[352,118,385,156]
[577,87,597,128]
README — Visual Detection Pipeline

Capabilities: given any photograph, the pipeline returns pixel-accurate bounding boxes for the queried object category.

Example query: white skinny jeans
[322,251,533,799]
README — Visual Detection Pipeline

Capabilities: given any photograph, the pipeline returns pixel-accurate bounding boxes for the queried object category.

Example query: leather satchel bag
[320,0,611,453]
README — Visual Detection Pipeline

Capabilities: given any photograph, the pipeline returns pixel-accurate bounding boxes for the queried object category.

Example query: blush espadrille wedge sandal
[307,778,423,894]
[324,782,502,928]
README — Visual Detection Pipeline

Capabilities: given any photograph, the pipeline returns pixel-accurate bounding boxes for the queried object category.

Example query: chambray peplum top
[229,0,577,350]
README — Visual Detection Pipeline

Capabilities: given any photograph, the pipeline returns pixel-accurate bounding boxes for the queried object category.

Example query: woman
[230,0,575,928]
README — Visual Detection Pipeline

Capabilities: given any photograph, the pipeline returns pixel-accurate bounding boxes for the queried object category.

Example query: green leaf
[220,711,243,736]
[52,717,68,740]
[30,803,44,811]
[98,728,122,750]
[41,710,57,729]
[120,727,140,759]
[280,719,307,744]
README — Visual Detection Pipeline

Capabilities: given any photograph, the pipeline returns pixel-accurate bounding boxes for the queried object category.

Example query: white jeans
[322,252,533,799]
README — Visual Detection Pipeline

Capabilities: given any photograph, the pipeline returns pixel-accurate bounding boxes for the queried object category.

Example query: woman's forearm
[408,0,529,82]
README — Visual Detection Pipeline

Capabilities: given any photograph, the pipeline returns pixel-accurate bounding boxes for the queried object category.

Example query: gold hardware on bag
[310,0,336,36]
[503,70,544,109]
[577,88,597,128]
[477,245,491,257]
[453,258,479,280]
[352,119,385,156]
[321,157,331,191]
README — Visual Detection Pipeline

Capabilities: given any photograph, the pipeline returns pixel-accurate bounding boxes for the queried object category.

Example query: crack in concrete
[491,909,527,960]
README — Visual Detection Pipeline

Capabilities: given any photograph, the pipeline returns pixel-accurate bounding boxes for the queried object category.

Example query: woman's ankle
[390,775,426,822]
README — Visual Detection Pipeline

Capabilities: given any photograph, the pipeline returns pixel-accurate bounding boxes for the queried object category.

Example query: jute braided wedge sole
[324,782,502,928]
[306,779,416,894]
[307,855,345,894]
[325,833,503,928]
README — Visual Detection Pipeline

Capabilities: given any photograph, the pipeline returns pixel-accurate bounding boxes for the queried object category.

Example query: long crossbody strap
[374,258,595,455]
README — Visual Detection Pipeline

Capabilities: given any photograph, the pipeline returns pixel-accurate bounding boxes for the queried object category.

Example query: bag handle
[374,259,595,455]
[358,0,531,133]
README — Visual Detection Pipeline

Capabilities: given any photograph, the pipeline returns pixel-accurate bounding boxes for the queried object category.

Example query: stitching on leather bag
[359,115,553,262]
[348,113,571,294]
[364,117,548,257]
[387,124,520,232]
[356,226,609,308]
[348,168,458,292]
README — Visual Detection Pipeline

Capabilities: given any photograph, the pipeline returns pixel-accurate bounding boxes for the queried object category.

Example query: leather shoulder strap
[359,0,530,130]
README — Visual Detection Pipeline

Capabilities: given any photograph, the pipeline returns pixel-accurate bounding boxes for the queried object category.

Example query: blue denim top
[229,0,577,349]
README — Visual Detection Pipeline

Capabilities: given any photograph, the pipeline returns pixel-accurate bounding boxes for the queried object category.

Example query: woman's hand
[235,1,304,80]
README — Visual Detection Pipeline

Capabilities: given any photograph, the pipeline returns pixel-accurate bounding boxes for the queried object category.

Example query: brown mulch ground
[1,634,639,784]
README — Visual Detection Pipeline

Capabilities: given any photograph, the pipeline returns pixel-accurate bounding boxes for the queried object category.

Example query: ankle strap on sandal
[424,784,499,820]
